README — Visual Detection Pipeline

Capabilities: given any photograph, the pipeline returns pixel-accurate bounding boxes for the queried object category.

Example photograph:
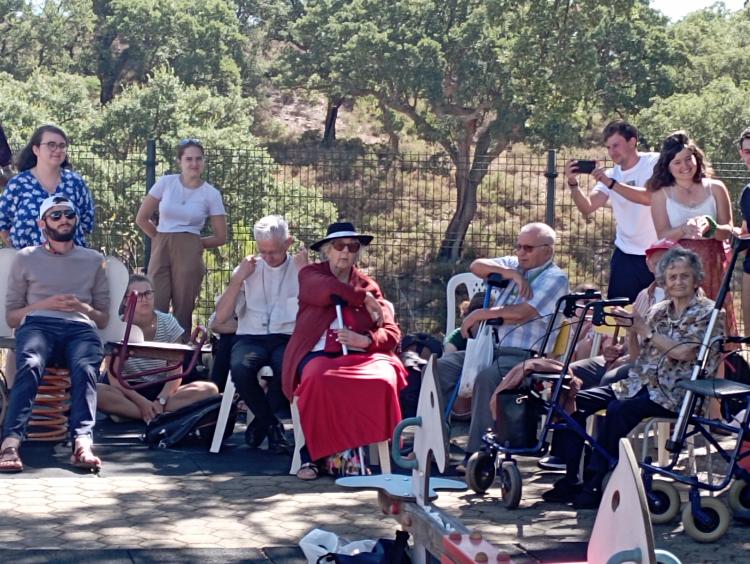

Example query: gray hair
[253,215,289,242]
[520,222,556,245]
[655,247,704,287]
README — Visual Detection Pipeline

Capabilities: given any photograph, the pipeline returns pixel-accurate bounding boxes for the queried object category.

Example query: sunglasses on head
[330,240,361,253]
[179,138,202,146]
[45,210,77,221]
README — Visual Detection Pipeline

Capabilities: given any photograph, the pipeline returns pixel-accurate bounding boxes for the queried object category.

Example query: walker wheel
[500,461,522,509]
[465,451,496,494]
[681,496,730,543]
[648,481,681,524]
[728,479,750,520]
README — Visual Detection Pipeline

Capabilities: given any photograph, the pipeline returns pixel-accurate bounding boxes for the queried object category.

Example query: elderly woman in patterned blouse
[542,247,724,509]
[0,124,95,249]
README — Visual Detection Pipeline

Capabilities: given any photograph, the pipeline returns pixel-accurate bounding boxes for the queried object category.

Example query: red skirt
[296,352,408,460]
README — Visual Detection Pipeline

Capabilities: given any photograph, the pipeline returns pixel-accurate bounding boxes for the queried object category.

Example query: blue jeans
[2,316,103,442]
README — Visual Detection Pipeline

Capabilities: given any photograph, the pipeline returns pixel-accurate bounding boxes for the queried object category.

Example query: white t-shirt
[234,256,300,335]
[591,152,659,255]
[149,174,226,235]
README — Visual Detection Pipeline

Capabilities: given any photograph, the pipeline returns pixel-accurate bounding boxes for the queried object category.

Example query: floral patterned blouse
[611,294,724,412]
[0,168,95,248]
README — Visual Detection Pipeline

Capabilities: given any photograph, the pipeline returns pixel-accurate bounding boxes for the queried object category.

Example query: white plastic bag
[299,528,377,563]
[458,321,494,398]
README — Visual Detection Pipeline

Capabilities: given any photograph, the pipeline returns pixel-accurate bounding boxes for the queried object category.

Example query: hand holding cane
[332,295,349,355]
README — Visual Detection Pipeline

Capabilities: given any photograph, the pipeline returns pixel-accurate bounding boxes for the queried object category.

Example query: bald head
[516,222,555,269]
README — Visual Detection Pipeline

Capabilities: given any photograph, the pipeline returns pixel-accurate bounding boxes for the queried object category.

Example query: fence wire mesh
[57,145,750,335]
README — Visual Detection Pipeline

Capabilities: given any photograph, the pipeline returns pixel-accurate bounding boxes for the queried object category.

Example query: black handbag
[494,392,538,449]
[141,395,236,449]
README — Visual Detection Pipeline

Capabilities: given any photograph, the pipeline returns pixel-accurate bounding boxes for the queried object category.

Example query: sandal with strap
[70,445,102,472]
[296,462,319,481]
[0,446,23,473]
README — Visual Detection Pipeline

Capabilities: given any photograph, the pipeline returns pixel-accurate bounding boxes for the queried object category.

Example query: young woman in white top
[648,130,736,335]
[136,139,227,334]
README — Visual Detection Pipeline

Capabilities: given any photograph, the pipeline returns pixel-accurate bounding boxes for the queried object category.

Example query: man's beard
[46,224,76,242]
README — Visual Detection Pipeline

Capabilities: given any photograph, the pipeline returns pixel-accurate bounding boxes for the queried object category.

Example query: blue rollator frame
[465,288,631,509]
[640,235,750,542]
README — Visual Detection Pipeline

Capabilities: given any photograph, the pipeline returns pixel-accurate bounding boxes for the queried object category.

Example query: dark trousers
[210,333,235,392]
[608,247,653,302]
[554,385,674,490]
[229,333,290,426]
[3,317,102,441]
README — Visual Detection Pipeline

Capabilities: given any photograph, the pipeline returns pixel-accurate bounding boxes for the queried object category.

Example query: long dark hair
[15,124,71,172]
[647,131,713,192]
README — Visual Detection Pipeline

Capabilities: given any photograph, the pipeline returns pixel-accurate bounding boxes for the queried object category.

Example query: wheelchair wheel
[500,461,522,509]
[681,496,730,543]
[648,481,681,524]
[728,479,750,520]
[465,451,496,494]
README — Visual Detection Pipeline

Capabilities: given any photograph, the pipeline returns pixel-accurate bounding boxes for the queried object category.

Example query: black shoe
[572,488,601,510]
[244,419,267,448]
[538,455,567,471]
[266,422,292,455]
[541,477,582,503]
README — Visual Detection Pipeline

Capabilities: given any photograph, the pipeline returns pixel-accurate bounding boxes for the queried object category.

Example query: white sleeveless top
[665,179,717,229]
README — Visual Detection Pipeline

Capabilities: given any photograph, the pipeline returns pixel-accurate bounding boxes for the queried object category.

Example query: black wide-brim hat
[310,221,374,252]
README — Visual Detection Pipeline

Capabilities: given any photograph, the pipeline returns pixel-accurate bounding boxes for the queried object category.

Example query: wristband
[608,178,616,189]
[567,180,579,187]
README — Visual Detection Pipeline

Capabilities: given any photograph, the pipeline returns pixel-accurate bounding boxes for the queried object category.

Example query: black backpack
[142,395,236,449]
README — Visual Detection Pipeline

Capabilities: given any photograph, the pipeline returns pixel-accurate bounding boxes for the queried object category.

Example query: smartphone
[576,159,596,174]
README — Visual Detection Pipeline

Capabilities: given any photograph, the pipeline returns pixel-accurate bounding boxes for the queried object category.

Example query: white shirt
[234,256,300,335]
[149,174,226,235]
[591,152,659,255]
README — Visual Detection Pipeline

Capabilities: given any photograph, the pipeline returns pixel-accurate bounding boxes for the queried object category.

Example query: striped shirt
[125,311,184,384]
[492,257,570,353]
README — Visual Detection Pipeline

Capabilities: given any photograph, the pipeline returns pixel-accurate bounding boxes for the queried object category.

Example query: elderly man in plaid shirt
[437,222,570,472]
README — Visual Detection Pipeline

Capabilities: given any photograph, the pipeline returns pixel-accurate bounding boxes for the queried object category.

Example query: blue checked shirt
[0,169,95,248]
[491,256,570,354]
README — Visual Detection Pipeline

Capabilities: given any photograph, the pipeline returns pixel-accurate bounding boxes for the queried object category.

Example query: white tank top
[664,179,717,228]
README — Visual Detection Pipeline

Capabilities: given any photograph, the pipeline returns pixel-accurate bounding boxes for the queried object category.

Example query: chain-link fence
[59,144,750,335]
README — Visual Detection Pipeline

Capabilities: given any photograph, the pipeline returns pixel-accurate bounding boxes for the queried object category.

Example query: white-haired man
[0,196,109,472]
[437,222,570,471]
[214,215,307,454]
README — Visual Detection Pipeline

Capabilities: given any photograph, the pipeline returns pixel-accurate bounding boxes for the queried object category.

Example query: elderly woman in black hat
[282,222,407,480]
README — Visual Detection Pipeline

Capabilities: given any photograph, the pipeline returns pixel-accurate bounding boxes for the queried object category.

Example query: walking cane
[332,295,349,356]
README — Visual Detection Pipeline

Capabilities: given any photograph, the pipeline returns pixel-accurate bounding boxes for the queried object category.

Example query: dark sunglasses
[331,240,361,253]
[45,210,77,221]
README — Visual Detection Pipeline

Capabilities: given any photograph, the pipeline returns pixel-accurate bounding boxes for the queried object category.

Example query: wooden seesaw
[336,356,682,564]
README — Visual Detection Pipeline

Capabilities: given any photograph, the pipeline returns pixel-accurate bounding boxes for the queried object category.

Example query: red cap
[645,239,680,257]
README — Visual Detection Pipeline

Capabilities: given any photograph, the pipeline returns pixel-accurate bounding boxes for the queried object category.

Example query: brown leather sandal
[0,446,23,473]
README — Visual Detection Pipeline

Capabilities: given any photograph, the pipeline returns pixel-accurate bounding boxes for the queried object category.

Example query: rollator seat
[677,378,750,399]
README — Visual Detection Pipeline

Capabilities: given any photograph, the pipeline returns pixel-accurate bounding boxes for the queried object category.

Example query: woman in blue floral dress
[0,124,95,249]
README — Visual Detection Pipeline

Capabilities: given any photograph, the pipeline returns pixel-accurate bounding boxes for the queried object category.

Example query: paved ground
[0,418,748,563]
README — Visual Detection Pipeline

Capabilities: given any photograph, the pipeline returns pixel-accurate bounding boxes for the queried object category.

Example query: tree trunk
[322,97,343,147]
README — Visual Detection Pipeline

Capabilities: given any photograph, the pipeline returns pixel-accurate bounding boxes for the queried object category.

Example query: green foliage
[636,77,750,164]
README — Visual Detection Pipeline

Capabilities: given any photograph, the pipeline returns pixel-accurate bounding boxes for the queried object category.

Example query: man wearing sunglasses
[213,215,307,454]
[0,196,109,473]
[437,222,570,473]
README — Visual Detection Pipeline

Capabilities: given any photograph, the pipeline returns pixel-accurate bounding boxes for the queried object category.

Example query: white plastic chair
[445,272,485,336]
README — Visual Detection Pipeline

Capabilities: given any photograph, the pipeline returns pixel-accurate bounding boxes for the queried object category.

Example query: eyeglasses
[330,240,361,253]
[131,290,154,300]
[515,243,550,253]
[44,210,77,221]
[39,141,68,152]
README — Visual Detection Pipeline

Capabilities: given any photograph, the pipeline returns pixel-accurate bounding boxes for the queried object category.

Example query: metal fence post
[143,139,157,272]
[544,149,557,227]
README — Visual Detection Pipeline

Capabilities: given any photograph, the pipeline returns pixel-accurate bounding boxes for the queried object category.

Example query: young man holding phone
[565,120,659,302]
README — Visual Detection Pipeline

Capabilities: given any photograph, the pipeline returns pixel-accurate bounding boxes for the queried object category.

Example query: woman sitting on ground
[282,222,408,480]
[542,247,724,509]
[97,274,219,422]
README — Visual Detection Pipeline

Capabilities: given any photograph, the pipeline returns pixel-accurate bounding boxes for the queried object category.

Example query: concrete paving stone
[58,531,101,542]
